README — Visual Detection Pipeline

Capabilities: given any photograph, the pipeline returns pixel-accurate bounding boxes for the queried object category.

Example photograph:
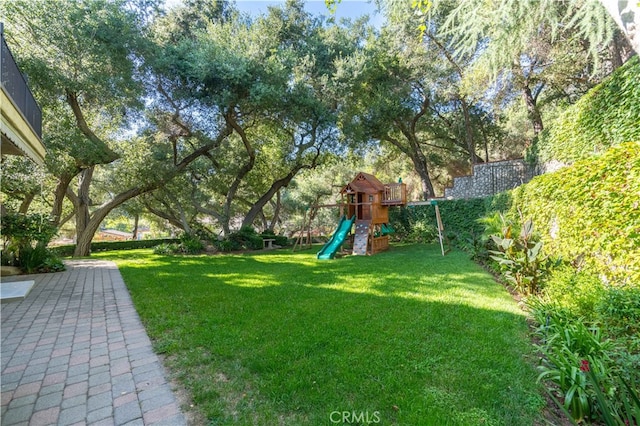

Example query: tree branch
[65,90,120,166]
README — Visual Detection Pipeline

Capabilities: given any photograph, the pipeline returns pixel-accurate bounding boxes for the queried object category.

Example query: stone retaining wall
[444,159,539,199]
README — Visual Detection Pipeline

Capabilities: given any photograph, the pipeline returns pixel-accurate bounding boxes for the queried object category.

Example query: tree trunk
[73,187,147,257]
[74,233,93,258]
[522,86,544,136]
[132,214,139,240]
[74,167,94,249]
[268,191,282,231]
[51,172,77,226]
[66,90,119,166]
[144,202,188,232]
[481,125,490,163]
[385,134,435,200]
[221,112,256,235]
[413,156,435,200]
[71,123,233,257]
[241,167,309,229]
[18,192,36,214]
[460,99,480,164]
[177,202,192,234]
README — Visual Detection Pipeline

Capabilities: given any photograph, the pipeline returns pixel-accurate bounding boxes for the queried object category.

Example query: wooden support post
[292,208,308,252]
[429,200,450,256]
[434,204,445,256]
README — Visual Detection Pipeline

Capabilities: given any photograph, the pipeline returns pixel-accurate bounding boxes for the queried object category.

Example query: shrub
[543,265,605,319]
[209,227,272,252]
[1,212,62,273]
[406,220,437,243]
[51,238,181,257]
[390,200,478,245]
[260,230,289,247]
[228,226,263,250]
[596,286,640,339]
[19,243,51,274]
[434,198,486,248]
[389,193,513,252]
[179,233,204,254]
[1,213,58,249]
[153,243,180,255]
[214,239,240,252]
[151,234,203,255]
[38,255,65,273]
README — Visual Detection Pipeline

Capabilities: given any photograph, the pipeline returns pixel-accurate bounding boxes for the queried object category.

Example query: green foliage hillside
[510,142,640,286]
[536,56,640,164]
[394,142,640,288]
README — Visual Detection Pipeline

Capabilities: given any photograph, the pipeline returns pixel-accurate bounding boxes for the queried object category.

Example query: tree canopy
[1,0,635,253]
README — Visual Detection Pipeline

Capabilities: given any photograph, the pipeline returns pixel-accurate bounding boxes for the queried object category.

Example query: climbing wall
[352,220,370,255]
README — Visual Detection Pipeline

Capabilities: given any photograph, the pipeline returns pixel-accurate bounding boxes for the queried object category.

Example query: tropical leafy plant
[489,218,551,295]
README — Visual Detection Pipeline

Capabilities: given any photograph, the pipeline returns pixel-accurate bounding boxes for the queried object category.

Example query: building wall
[444,159,539,199]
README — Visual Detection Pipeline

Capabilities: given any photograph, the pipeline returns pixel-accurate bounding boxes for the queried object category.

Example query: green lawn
[97,244,544,425]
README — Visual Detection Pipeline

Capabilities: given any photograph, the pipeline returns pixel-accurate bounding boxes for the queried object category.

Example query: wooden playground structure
[295,172,449,258]
[295,172,405,258]
[340,172,406,255]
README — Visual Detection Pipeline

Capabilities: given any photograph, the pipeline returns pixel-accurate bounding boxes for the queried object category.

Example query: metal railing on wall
[444,159,542,199]
[1,23,42,139]
[487,161,540,195]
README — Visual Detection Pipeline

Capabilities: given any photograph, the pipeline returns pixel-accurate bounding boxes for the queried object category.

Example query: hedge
[389,192,511,249]
[51,238,180,257]
[536,55,640,164]
[508,142,640,286]
[391,143,639,287]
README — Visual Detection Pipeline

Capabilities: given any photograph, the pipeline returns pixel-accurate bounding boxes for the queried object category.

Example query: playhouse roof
[340,172,385,195]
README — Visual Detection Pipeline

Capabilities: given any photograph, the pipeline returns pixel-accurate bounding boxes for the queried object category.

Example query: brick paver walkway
[1,260,186,425]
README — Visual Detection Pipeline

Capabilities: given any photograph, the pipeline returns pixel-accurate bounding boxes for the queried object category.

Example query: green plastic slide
[317,215,355,260]
[381,223,394,235]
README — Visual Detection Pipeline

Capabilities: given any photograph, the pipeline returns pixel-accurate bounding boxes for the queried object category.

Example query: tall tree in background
[144,0,352,235]
[424,0,633,139]
[336,14,495,199]
[3,0,151,256]
[2,0,238,256]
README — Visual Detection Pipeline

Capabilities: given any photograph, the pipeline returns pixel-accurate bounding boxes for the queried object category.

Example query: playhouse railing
[382,183,406,206]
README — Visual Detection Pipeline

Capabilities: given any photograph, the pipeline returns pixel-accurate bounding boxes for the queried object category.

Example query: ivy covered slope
[537,55,640,164]
[509,142,640,285]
